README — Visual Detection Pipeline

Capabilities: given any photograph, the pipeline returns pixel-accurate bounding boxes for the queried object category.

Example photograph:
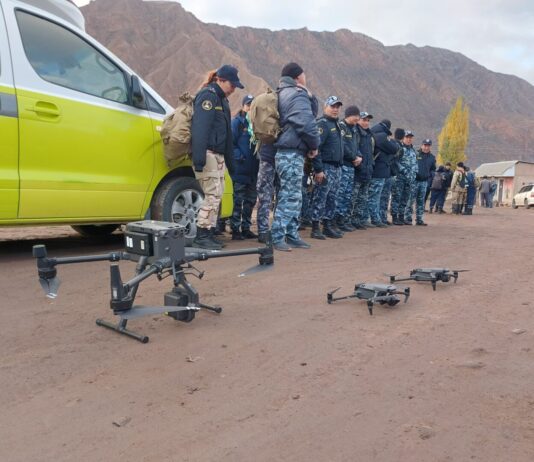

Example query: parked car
[512,184,534,209]
[0,0,232,238]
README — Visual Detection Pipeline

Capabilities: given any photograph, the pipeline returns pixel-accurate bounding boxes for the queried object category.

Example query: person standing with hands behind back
[191,65,244,250]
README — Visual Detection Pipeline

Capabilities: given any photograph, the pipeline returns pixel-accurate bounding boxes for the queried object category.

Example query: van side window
[16,11,128,104]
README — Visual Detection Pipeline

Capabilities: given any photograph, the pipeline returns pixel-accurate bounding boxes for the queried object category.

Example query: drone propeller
[39,276,61,299]
[238,262,273,277]
[452,269,470,273]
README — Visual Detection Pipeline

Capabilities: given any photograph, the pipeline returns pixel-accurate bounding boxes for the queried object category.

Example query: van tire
[151,177,204,244]
[71,224,119,237]
[512,199,518,209]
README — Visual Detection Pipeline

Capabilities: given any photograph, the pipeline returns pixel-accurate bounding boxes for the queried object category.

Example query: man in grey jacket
[271,63,320,251]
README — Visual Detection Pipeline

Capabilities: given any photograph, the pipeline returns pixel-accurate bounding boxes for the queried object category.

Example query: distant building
[475,161,534,206]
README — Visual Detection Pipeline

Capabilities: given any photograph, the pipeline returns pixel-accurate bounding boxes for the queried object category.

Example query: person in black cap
[309,96,345,239]
[229,95,259,240]
[270,62,320,251]
[409,138,436,225]
[335,105,362,232]
[191,65,244,249]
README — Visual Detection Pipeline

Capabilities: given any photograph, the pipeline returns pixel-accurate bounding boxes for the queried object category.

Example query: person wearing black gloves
[191,65,243,249]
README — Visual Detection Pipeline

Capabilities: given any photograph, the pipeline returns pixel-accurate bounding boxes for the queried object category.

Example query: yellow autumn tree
[437,97,470,166]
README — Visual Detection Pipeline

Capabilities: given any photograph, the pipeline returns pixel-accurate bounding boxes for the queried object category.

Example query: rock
[292,394,300,400]
[112,416,131,427]
[512,329,526,335]
[417,425,435,440]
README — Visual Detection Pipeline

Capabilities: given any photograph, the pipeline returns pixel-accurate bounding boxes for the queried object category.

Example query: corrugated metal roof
[475,161,519,177]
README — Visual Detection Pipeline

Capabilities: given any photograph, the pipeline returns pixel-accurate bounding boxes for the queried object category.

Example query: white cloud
[73,0,534,84]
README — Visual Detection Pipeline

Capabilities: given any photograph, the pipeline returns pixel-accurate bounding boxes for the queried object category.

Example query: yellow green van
[0,0,232,238]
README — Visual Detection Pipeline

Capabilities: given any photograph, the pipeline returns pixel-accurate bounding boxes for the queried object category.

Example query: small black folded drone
[327,283,410,315]
[388,268,468,291]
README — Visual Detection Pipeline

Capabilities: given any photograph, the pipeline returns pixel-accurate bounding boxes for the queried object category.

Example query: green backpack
[160,92,194,165]
[249,88,280,144]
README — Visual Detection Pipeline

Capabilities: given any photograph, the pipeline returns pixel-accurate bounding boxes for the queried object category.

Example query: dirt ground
[1,206,533,462]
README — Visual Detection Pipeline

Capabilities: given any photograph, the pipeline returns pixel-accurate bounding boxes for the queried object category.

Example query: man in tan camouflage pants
[195,150,226,231]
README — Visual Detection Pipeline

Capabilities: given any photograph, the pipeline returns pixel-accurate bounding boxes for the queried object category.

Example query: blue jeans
[271,151,304,243]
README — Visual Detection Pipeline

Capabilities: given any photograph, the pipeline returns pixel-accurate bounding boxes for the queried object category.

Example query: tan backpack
[249,88,280,144]
[160,92,194,164]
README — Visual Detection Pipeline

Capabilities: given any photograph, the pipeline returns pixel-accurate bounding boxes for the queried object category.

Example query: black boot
[241,229,258,239]
[392,214,403,225]
[193,228,222,250]
[331,218,344,236]
[210,228,226,247]
[258,231,268,244]
[337,215,355,232]
[231,229,244,240]
[310,221,326,240]
[323,220,342,239]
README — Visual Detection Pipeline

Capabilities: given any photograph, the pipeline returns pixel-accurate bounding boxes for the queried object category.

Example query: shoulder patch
[202,100,213,111]
[318,126,324,135]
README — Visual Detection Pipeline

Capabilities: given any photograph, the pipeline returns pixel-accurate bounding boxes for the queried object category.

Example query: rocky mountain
[82,0,534,166]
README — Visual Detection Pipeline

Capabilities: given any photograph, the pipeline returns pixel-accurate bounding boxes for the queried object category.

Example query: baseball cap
[242,94,254,106]
[359,111,373,120]
[422,139,432,145]
[404,130,414,137]
[325,96,343,107]
[216,65,244,89]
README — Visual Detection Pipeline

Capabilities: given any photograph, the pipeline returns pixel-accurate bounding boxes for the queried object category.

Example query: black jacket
[443,168,453,188]
[354,125,374,182]
[339,119,360,167]
[274,76,320,154]
[370,122,399,179]
[415,150,437,181]
[191,83,233,173]
[313,115,343,172]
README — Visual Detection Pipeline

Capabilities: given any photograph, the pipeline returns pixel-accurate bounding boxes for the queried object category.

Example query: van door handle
[27,101,61,118]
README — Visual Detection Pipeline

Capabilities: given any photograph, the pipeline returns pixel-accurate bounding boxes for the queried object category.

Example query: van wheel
[526,199,531,209]
[512,199,518,209]
[71,224,119,237]
[151,177,204,244]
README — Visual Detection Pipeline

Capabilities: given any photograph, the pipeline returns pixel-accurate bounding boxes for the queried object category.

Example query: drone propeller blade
[39,276,61,299]
[452,269,470,273]
[238,263,273,278]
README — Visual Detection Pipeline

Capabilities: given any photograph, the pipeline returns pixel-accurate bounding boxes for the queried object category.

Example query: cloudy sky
[73,0,534,85]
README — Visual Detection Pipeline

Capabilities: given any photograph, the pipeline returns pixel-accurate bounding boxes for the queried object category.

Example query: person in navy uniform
[191,65,243,250]
[230,94,259,240]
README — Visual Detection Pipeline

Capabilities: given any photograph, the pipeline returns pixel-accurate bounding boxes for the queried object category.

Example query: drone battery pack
[125,231,152,256]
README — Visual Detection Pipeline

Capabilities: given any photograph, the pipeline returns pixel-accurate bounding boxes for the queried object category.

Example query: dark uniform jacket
[274,76,320,155]
[191,83,233,174]
[231,113,259,185]
[339,120,361,168]
[313,115,343,173]
[415,150,437,181]
[370,122,399,179]
[354,125,374,183]
[443,169,453,188]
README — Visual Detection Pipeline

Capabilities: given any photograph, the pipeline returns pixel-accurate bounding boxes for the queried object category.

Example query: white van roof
[16,0,85,30]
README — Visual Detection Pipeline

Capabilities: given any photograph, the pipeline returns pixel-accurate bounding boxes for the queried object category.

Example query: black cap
[281,62,304,79]
[457,162,465,168]
[394,128,405,140]
[345,105,360,117]
[422,139,432,145]
[242,94,254,106]
[216,65,244,89]
[380,119,392,130]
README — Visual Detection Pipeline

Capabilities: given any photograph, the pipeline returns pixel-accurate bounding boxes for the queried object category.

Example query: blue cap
[359,111,373,120]
[422,139,432,145]
[404,130,414,137]
[242,94,254,106]
[325,95,343,107]
[216,65,244,89]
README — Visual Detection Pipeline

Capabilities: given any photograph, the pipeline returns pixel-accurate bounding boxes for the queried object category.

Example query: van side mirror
[131,75,146,109]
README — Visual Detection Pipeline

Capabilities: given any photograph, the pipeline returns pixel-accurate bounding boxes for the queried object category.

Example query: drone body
[327,283,410,315]
[389,268,467,291]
